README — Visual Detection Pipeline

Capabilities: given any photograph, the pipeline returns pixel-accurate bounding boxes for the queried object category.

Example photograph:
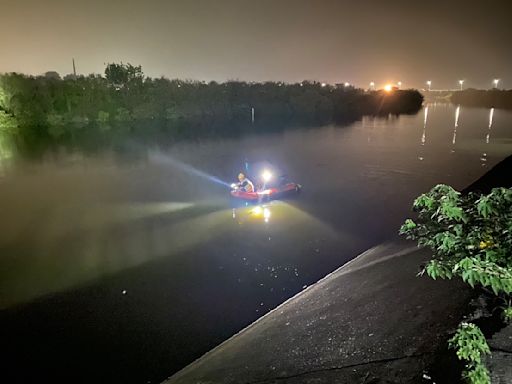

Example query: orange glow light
[384,84,393,92]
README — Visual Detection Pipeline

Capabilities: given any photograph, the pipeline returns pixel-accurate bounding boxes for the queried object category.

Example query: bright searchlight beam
[262,170,272,183]
[149,151,231,188]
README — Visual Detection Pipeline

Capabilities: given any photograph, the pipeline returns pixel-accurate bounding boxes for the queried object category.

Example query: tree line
[451,89,512,109]
[0,63,423,147]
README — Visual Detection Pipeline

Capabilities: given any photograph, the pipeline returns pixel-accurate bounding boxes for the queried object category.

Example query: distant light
[321,82,327,87]
[263,208,271,221]
[344,82,350,87]
[458,80,464,90]
[370,81,375,87]
[384,84,393,92]
[493,79,500,88]
[397,81,402,88]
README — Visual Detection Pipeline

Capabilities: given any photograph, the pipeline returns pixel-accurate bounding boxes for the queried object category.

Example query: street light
[426,80,431,91]
[369,81,375,90]
[493,79,500,89]
[397,81,402,88]
[344,82,350,87]
[458,80,464,91]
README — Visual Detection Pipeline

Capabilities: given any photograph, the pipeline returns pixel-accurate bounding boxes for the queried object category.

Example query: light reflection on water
[1,103,511,383]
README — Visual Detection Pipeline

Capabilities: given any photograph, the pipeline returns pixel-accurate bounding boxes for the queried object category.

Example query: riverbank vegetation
[0,63,423,153]
[451,89,512,109]
[400,185,512,384]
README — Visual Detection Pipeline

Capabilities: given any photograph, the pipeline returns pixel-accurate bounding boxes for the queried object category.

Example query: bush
[400,184,512,296]
[400,184,512,384]
[449,323,491,384]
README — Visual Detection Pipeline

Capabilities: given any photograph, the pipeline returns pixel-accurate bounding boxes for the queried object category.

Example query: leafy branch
[400,185,512,384]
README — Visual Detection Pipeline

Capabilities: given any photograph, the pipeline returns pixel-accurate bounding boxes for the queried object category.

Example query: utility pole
[72,58,77,77]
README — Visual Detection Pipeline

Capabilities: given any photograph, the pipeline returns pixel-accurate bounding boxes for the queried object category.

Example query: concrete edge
[163,240,420,383]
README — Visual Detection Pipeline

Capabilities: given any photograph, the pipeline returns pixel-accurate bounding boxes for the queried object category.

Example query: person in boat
[236,172,255,193]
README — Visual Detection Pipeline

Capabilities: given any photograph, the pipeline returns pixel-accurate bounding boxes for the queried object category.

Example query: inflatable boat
[230,169,301,202]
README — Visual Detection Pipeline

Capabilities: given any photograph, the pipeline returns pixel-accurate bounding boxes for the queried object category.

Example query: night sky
[1,0,511,89]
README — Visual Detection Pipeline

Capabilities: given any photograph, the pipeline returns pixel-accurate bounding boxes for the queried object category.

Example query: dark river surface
[1,103,511,383]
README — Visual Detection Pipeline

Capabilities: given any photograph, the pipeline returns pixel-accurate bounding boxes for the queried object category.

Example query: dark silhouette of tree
[104,63,143,89]
[451,89,512,109]
[44,71,61,80]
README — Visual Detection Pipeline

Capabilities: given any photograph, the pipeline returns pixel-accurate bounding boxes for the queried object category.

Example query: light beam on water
[149,151,231,188]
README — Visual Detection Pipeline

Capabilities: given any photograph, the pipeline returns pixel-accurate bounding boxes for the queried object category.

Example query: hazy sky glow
[1,0,511,89]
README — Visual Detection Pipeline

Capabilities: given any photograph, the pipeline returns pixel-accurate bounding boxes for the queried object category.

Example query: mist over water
[1,104,511,383]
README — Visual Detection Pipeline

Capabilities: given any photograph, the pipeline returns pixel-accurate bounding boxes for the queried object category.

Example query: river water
[1,103,511,383]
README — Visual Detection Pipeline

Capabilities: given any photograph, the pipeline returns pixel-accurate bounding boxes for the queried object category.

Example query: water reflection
[231,202,337,235]
[452,105,461,147]
[450,105,461,154]
[486,107,494,144]
[481,108,496,166]
[1,104,512,384]
[0,130,13,177]
[0,190,344,309]
[244,205,273,223]
[0,199,233,309]
[361,115,376,143]
[417,105,429,161]
[421,105,429,146]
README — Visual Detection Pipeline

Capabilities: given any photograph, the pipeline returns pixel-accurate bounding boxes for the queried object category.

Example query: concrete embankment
[164,242,472,384]
[164,156,511,384]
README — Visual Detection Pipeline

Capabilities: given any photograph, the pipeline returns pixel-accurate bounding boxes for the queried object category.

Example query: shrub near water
[400,184,512,384]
